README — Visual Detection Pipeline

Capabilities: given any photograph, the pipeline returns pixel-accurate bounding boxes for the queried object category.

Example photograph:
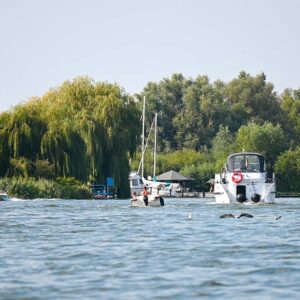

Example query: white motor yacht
[214,152,276,204]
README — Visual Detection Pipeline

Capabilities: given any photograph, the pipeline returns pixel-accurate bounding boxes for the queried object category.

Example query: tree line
[0,72,299,196]
[133,72,300,192]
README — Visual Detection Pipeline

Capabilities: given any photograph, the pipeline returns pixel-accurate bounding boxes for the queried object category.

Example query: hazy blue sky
[0,0,299,112]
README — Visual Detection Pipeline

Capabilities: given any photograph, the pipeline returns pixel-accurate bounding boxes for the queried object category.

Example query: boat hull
[214,173,275,204]
[130,195,164,207]
[213,152,276,204]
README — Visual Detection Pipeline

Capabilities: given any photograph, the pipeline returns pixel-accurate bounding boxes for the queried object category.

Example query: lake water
[0,197,300,300]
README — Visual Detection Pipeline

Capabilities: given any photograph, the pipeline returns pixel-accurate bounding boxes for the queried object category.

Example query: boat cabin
[226,152,266,173]
[129,172,144,195]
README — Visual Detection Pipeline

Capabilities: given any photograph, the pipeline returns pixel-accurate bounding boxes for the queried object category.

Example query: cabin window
[131,179,139,186]
[227,154,264,173]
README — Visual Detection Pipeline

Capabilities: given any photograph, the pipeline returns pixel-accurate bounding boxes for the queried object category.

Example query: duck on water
[213,152,276,204]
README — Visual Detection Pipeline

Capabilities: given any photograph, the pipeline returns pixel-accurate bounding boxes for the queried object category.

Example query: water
[1,198,300,300]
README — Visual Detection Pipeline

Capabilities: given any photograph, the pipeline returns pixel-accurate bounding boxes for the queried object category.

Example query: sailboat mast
[141,96,146,179]
[153,112,157,177]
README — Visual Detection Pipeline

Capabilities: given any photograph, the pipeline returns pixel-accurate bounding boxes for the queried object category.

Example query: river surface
[0,197,299,300]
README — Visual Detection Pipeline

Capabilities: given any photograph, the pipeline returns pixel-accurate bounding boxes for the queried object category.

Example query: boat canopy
[226,152,265,173]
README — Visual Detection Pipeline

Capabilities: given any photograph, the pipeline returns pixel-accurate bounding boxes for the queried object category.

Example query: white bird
[188,213,192,219]
[273,214,281,220]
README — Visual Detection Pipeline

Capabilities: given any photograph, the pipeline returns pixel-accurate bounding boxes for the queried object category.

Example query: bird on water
[273,214,281,220]
[220,213,254,219]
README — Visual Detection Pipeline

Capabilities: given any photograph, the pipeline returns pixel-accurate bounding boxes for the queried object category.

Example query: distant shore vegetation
[0,72,300,197]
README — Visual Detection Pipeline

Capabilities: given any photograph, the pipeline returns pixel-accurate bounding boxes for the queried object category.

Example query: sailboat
[130,97,165,207]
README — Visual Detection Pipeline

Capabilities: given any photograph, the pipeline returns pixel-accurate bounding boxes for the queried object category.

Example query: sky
[0,0,299,112]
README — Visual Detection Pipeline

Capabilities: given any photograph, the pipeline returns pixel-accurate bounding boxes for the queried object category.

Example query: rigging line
[137,116,155,175]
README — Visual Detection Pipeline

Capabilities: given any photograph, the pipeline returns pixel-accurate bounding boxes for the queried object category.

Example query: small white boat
[129,97,166,207]
[130,194,164,207]
[0,192,10,201]
[214,152,276,204]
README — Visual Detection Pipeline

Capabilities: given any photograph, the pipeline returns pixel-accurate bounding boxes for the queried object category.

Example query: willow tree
[40,120,88,181]
[0,112,11,176]
[93,82,140,197]
[0,76,140,197]
[0,99,47,177]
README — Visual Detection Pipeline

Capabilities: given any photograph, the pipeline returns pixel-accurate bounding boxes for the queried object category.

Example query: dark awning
[156,170,194,181]
[207,179,215,184]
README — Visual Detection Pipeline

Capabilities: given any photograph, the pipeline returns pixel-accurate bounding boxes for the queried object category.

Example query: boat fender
[251,193,261,203]
[160,197,164,206]
[232,172,243,184]
[236,193,247,203]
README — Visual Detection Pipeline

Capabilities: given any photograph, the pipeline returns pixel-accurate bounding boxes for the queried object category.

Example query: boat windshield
[227,154,265,173]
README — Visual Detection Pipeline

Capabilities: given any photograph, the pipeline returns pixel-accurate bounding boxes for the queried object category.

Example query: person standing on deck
[142,186,149,206]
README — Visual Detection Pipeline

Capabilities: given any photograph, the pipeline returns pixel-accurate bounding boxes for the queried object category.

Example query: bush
[0,177,91,199]
[181,162,216,191]
[275,147,300,192]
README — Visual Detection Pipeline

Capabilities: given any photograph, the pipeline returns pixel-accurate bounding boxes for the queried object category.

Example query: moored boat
[0,191,10,201]
[214,152,276,204]
[130,193,164,207]
[91,184,114,199]
[129,97,165,207]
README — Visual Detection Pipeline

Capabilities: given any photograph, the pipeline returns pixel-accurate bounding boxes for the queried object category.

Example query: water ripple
[0,198,300,299]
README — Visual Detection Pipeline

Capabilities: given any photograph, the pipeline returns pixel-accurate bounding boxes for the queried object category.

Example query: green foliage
[0,177,91,199]
[34,160,55,179]
[55,176,83,186]
[157,150,208,174]
[211,126,235,171]
[8,157,33,178]
[138,73,189,151]
[280,88,300,145]
[275,147,300,192]
[0,77,140,198]
[174,76,226,150]
[181,162,216,191]
[225,72,281,125]
[235,122,286,169]
[0,72,299,195]
[130,149,214,191]
[130,149,208,179]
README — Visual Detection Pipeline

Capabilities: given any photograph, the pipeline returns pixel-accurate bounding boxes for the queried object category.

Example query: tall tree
[280,88,300,146]
[174,76,226,150]
[0,77,140,197]
[139,73,188,151]
[225,72,282,126]
[275,147,300,192]
[235,121,286,171]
